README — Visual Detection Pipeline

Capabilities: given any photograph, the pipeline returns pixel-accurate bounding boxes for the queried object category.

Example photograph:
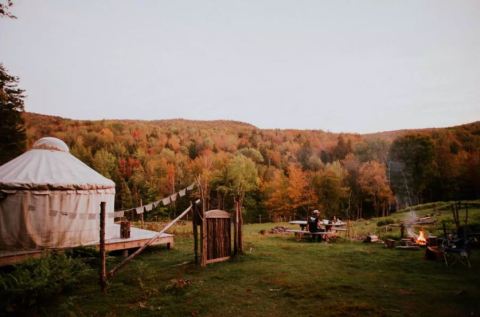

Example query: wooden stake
[233,199,238,256]
[99,201,107,293]
[140,199,144,229]
[192,203,199,264]
[201,196,207,267]
[452,202,460,230]
[237,200,243,254]
[465,203,469,225]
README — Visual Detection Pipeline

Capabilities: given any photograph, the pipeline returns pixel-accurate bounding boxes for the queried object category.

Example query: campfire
[416,229,427,246]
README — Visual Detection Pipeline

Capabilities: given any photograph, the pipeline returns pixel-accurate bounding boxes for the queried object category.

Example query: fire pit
[416,229,427,246]
[395,229,429,250]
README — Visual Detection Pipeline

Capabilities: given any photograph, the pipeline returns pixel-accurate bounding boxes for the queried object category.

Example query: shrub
[377,218,395,227]
[0,253,89,313]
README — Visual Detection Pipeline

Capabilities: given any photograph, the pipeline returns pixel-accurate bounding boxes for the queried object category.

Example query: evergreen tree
[0,0,16,19]
[0,64,26,164]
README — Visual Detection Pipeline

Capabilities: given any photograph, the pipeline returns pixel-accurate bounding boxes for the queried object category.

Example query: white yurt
[0,137,116,250]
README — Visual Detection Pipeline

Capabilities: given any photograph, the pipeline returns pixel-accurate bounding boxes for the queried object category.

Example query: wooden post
[99,201,107,293]
[465,203,469,225]
[192,202,199,265]
[400,223,405,239]
[233,199,238,256]
[233,200,238,255]
[201,194,207,267]
[452,202,460,230]
[347,220,351,239]
[237,200,243,254]
[140,199,144,229]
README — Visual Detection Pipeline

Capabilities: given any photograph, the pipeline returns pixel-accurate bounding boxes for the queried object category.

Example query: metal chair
[441,238,471,268]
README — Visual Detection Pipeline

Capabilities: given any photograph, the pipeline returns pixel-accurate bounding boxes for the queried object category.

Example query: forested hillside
[22,112,480,222]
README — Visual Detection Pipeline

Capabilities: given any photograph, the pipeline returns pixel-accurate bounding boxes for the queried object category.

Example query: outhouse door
[205,209,231,264]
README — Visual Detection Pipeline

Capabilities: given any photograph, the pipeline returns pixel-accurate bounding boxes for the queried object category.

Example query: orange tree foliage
[19,112,480,221]
[358,161,394,218]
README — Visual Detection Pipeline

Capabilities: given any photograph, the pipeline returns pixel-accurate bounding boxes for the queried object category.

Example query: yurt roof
[0,137,115,190]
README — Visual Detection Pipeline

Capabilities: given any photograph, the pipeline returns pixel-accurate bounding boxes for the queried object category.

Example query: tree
[119,179,134,210]
[430,133,461,201]
[0,0,15,18]
[297,141,312,169]
[262,169,289,220]
[92,149,117,179]
[0,64,26,164]
[342,153,362,219]
[237,147,264,164]
[286,164,316,217]
[388,134,435,205]
[358,161,393,217]
[223,154,258,203]
[312,161,348,218]
[216,154,257,255]
[190,152,214,210]
[354,139,389,163]
[333,135,352,160]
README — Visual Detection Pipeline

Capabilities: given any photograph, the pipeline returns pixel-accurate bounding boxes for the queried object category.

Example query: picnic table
[288,220,347,240]
[289,220,308,230]
[289,220,346,231]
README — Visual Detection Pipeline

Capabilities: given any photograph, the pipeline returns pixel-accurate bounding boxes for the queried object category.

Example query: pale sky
[1,0,479,133]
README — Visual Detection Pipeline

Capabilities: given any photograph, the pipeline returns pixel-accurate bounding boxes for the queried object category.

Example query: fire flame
[416,229,427,245]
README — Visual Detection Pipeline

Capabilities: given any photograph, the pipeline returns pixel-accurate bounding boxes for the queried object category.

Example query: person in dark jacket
[307,210,322,242]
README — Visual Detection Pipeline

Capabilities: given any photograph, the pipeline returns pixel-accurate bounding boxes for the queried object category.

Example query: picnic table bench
[286,229,330,241]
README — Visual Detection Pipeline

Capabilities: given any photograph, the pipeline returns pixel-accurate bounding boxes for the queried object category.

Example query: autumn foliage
[20,112,480,222]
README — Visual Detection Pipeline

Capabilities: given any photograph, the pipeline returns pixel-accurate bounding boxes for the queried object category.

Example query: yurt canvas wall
[0,137,116,250]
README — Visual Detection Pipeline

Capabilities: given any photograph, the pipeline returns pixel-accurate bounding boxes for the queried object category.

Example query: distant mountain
[23,112,257,132]
[23,111,480,141]
[364,121,480,142]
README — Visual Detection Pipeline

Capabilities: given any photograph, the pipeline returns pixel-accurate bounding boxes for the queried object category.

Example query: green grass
[28,206,480,316]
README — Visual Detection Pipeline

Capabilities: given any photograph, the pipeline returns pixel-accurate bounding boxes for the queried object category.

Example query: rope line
[42,182,197,218]
[113,181,196,217]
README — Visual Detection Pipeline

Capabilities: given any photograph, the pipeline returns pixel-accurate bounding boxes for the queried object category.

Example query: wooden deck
[0,224,174,267]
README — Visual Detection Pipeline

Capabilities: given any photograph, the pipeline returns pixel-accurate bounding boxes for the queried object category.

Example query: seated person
[307,210,323,241]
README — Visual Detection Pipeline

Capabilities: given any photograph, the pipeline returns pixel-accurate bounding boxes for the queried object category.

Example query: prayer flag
[162,197,171,206]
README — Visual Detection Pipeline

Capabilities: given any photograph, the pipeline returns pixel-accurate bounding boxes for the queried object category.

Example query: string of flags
[43,181,197,219]
[113,181,197,217]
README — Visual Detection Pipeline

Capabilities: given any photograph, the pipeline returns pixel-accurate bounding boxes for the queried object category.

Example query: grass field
[32,204,480,316]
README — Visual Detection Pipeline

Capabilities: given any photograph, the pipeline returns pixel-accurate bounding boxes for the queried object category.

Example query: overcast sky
[1,0,479,133]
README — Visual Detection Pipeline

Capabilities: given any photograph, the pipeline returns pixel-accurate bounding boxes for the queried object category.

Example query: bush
[377,218,395,227]
[0,253,89,313]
